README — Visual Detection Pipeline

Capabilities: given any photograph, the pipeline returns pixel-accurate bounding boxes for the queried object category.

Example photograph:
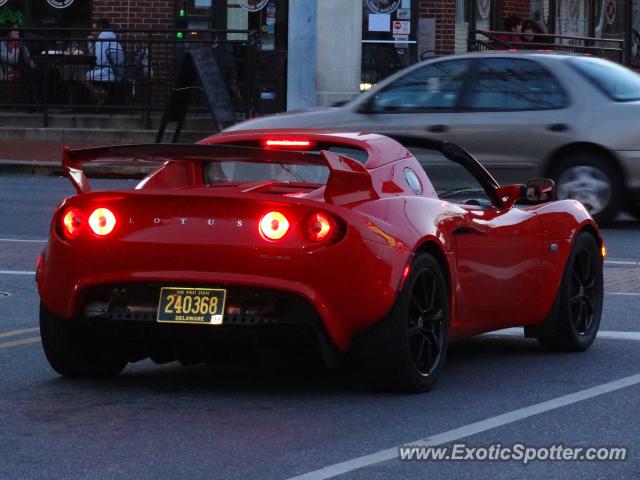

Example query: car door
[404,139,544,331]
[450,56,575,184]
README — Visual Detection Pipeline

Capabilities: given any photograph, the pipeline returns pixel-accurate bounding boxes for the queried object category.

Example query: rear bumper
[37,231,409,351]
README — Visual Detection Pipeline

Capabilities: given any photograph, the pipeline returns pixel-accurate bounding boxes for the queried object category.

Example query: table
[32,53,96,105]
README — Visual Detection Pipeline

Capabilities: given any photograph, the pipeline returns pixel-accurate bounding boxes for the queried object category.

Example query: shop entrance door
[222,0,288,113]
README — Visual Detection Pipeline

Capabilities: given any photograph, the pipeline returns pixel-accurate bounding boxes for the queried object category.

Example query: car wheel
[40,304,127,377]
[538,232,603,352]
[358,252,450,393]
[552,152,622,225]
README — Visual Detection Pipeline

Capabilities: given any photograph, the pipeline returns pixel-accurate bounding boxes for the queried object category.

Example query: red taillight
[262,139,315,149]
[304,212,334,242]
[62,208,83,238]
[88,208,117,236]
[259,211,290,240]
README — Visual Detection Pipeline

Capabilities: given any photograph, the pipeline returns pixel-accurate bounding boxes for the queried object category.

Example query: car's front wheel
[358,252,450,393]
[538,232,603,351]
[553,151,622,225]
[40,304,127,377]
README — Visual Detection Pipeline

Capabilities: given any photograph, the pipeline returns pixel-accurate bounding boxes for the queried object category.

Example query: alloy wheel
[569,248,598,335]
[407,268,445,376]
[556,166,612,217]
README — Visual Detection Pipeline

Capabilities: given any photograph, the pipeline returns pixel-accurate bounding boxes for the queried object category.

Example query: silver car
[228,52,640,224]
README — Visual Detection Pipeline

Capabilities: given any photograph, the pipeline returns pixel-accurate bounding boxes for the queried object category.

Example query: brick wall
[418,0,456,55]
[500,0,531,22]
[92,0,174,31]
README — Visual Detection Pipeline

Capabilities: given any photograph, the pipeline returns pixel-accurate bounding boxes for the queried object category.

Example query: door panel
[453,57,574,183]
[454,207,544,329]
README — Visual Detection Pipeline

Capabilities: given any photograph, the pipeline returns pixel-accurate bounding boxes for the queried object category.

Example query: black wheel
[40,303,127,377]
[358,252,450,393]
[552,151,622,225]
[538,232,603,351]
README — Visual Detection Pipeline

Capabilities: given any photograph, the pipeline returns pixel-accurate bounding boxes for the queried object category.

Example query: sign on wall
[366,0,401,14]
[46,0,75,8]
[238,0,269,12]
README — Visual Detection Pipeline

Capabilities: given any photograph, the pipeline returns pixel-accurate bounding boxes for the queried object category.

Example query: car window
[205,161,329,184]
[369,59,471,112]
[462,58,568,110]
[407,147,494,208]
[567,57,640,102]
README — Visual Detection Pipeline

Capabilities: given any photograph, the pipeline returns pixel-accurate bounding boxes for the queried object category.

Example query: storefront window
[0,0,26,26]
[0,0,91,28]
[361,0,418,86]
[556,0,591,37]
[595,0,625,39]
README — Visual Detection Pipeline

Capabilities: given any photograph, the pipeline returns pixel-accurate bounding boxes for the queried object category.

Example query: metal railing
[0,28,259,127]
[469,30,624,64]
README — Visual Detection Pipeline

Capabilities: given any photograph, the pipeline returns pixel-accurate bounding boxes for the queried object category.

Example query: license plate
[157,287,226,325]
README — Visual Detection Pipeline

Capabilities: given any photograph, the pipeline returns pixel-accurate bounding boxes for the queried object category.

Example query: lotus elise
[37,131,604,392]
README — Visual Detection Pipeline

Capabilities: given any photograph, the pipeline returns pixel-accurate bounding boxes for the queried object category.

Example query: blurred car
[37,131,604,392]
[228,52,640,224]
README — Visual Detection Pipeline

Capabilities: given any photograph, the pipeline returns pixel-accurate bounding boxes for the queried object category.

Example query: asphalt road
[1,174,639,480]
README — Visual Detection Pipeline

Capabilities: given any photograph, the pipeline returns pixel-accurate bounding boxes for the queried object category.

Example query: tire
[358,252,450,393]
[537,232,603,351]
[552,151,622,225]
[40,304,127,377]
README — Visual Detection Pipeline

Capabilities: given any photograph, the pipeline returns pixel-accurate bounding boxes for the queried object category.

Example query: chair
[104,47,153,107]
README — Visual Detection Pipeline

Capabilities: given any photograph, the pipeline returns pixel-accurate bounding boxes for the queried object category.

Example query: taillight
[259,211,290,240]
[304,212,335,242]
[88,208,117,236]
[62,208,83,238]
[262,139,315,150]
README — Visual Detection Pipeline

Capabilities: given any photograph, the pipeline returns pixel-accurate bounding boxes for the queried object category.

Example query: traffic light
[176,7,186,39]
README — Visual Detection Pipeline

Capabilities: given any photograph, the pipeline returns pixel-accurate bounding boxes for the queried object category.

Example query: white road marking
[286,372,640,480]
[605,260,640,266]
[0,336,40,350]
[0,238,46,243]
[607,292,640,296]
[0,270,35,275]
[0,327,39,339]
[486,328,640,341]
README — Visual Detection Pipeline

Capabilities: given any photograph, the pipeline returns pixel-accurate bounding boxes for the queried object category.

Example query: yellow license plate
[157,287,226,325]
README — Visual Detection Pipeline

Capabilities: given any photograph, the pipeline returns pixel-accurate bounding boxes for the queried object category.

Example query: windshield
[205,161,329,184]
[203,145,367,185]
[567,57,640,102]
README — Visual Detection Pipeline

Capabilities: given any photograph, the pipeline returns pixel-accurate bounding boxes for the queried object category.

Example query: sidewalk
[0,131,209,176]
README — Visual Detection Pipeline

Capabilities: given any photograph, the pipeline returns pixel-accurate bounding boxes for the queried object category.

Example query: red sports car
[37,131,604,392]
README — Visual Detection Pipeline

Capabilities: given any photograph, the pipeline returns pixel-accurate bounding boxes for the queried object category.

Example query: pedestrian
[0,23,36,81]
[495,16,523,48]
[84,19,125,100]
[522,20,552,47]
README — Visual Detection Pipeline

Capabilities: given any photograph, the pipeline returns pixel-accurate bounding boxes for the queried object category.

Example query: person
[84,19,125,99]
[0,24,36,82]
[522,20,552,47]
[496,16,523,48]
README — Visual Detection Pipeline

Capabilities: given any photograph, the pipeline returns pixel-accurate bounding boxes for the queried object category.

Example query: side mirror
[495,178,555,209]
[524,178,556,203]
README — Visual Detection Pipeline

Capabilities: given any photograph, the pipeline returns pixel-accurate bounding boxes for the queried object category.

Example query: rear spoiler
[62,143,379,205]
